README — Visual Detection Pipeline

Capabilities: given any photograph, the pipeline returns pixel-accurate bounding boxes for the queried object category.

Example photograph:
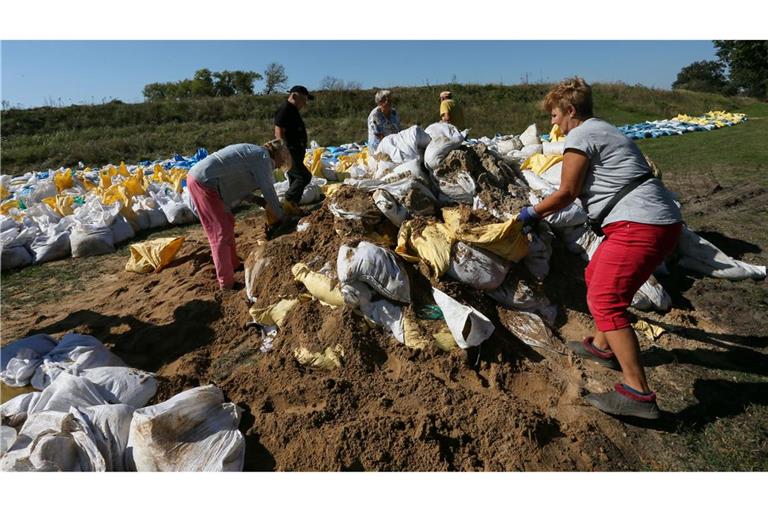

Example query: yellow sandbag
[0,200,20,215]
[291,263,345,307]
[549,124,566,142]
[249,298,300,328]
[442,207,529,262]
[42,195,75,217]
[53,169,74,192]
[403,314,457,352]
[0,186,9,201]
[521,153,563,175]
[306,148,326,178]
[633,320,666,340]
[322,183,343,197]
[125,237,185,274]
[294,344,345,370]
[396,220,454,278]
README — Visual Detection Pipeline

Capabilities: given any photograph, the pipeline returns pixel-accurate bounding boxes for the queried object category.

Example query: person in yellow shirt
[439,91,465,130]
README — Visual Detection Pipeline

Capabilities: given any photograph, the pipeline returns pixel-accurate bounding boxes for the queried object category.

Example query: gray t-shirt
[564,118,682,227]
[188,143,282,218]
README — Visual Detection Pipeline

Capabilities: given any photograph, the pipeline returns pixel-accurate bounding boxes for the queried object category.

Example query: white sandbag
[298,184,324,205]
[81,367,158,408]
[631,275,672,311]
[523,230,554,282]
[425,136,464,171]
[381,159,431,185]
[521,170,556,194]
[375,126,431,164]
[132,196,168,229]
[486,275,554,315]
[373,160,398,180]
[676,226,767,280]
[29,373,112,414]
[437,170,476,204]
[127,385,245,472]
[340,281,374,309]
[432,288,494,349]
[26,181,57,203]
[32,333,127,390]
[0,409,106,472]
[73,195,121,227]
[1,334,56,373]
[359,299,405,344]
[425,122,462,140]
[516,144,544,161]
[2,245,33,270]
[0,215,17,232]
[76,404,135,471]
[2,349,47,387]
[572,229,604,261]
[495,137,523,154]
[539,161,564,188]
[30,230,70,263]
[244,244,272,304]
[110,215,135,245]
[1,392,42,429]
[519,124,540,146]
[337,241,411,303]
[1,425,17,455]
[446,242,510,290]
[274,177,327,204]
[372,189,408,226]
[70,224,115,258]
[160,201,196,225]
[542,141,565,155]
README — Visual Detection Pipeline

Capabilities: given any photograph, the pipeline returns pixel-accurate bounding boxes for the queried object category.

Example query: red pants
[187,175,240,289]
[585,221,682,331]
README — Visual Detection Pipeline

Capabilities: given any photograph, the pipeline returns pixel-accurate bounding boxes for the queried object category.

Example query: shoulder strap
[594,173,654,226]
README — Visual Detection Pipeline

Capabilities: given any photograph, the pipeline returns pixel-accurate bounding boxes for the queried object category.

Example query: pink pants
[585,221,682,332]
[187,175,240,288]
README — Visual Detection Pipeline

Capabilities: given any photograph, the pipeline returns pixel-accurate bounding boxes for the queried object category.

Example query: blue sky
[1,40,718,108]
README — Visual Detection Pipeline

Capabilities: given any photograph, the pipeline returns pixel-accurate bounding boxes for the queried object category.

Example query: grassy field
[1,83,761,175]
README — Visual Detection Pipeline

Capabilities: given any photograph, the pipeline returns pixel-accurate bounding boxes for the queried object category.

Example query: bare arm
[532,149,589,217]
[274,126,286,140]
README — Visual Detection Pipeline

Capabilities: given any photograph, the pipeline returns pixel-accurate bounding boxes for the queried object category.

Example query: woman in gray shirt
[517,77,682,420]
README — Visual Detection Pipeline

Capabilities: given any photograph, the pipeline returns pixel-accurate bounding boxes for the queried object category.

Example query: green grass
[2,83,761,174]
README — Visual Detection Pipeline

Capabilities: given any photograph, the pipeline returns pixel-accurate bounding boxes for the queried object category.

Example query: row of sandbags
[0,333,244,471]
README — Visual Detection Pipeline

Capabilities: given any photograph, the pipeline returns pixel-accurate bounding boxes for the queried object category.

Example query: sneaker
[567,337,621,370]
[585,383,661,420]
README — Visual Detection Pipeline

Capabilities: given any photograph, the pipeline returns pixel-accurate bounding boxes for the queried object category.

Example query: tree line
[143,61,362,101]
[673,41,768,98]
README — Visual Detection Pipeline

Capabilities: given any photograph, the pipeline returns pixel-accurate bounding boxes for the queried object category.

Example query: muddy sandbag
[373,189,408,226]
[337,241,411,303]
[80,367,158,408]
[1,392,42,429]
[425,126,465,171]
[523,230,553,282]
[499,310,559,352]
[70,224,115,258]
[30,230,70,264]
[432,288,494,348]
[446,241,510,290]
[110,215,135,245]
[359,299,405,343]
[0,409,107,472]
[375,125,431,164]
[437,170,476,204]
[126,385,245,472]
[244,243,272,304]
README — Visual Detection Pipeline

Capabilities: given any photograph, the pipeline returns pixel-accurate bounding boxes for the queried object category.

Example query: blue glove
[517,206,540,225]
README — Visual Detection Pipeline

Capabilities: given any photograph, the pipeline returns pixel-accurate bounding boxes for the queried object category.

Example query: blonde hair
[375,89,392,104]
[542,77,593,118]
[264,139,292,168]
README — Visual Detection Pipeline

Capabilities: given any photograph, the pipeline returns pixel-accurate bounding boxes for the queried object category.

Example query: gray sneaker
[567,338,621,371]
[585,384,660,420]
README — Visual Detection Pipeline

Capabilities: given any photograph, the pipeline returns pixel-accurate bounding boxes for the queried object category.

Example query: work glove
[517,206,541,234]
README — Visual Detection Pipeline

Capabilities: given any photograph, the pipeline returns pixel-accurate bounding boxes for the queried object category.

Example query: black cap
[288,85,314,100]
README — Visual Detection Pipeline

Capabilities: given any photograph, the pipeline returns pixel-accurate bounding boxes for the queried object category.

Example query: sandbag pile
[0,333,244,472]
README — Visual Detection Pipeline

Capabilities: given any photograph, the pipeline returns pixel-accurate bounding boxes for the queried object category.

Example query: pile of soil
[4,147,766,471]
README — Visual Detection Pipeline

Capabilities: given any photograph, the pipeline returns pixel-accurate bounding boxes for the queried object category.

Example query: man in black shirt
[274,85,314,214]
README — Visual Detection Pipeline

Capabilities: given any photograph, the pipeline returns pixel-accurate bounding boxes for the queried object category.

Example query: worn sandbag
[30,230,71,263]
[70,224,115,258]
[337,241,411,303]
[446,241,510,290]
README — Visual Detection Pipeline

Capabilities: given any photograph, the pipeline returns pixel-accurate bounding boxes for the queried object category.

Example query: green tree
[714,40,768,98]
[191,68,215,97]
[263,62,288,94]
[232,71,262,95]
[672,60,729,93]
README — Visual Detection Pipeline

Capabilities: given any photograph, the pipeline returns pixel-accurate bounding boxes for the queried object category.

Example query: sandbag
[76,404,135,471]
[294,345,345,370]
[432,288,494,348]
[337,241,411,303]
[499,310,559,352]
[446,241,510,290]
[631,275,672,311]
[2,245,33,270]
[372,189,408,226]
[437,170,476,204]
[292,263,345,307]
[542,141,565,155]
[523,231,553,282]
[70,224,115,258]
[676,225,767,280]
[80,367,158,408]
[110,215,135,245]
[126,385,245,472]
[244,243,271,303]
[1,425,17,455]
[125,237,185,274]
[359,299,405,344]
[30,230,71,263]
[486,275,554,317]
[1,392,42,429]
[28,373,111,414]
[425,127,465,171]
[519,124,540,146]
[375,126,431,164]
[0,409,106,472]
[496,136,524,155]
[1,335,56,387]
[396,220,454,279]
